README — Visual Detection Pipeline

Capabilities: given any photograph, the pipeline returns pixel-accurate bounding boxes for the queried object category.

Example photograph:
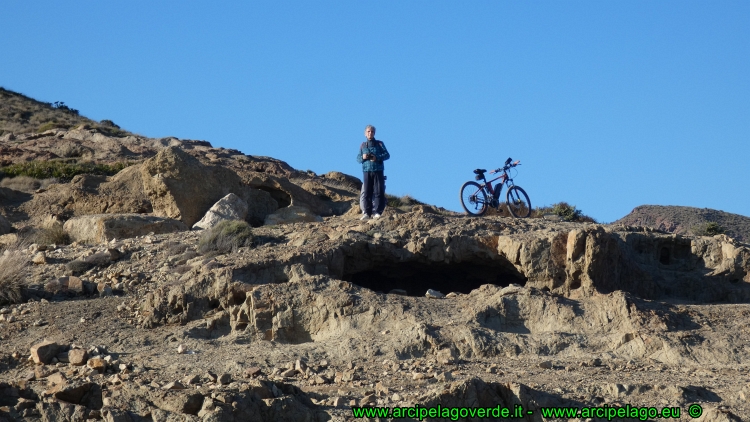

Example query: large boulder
[140,147,277,226]
[264,206,323,226]
[63,214,188,243]
[192,193,248,230]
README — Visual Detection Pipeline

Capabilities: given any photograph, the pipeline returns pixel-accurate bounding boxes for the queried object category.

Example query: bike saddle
[473,169,487,174]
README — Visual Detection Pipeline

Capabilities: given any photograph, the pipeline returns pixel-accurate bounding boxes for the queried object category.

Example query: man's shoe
[372,214,381,219]
[360,214,370,221]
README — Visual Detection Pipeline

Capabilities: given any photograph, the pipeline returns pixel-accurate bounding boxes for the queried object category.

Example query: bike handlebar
[489,160,521,174]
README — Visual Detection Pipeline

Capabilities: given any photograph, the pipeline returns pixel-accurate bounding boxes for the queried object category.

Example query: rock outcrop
[140,147,278,227]
[63,214,188,243]
[192,193,249,231]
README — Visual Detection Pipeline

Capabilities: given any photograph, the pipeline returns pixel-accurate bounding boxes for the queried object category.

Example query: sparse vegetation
[0,87,134,137]
[197,220,254,255]
[30,224,71,245]
[533,202,597,223]
[693,222,726,237]
[0,160,130,181]
[0,176,59,193]
[615,205,750,242]
[386,194,425,210]
[38,121,73,132]
[0,243,29,305]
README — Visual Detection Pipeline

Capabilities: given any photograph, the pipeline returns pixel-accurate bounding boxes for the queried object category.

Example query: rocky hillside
[0,88,132,138]
[615,205,750,243]
[1,89,749,421]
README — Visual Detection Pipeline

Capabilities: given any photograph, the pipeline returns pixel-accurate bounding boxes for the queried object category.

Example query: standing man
[356,125,390,220]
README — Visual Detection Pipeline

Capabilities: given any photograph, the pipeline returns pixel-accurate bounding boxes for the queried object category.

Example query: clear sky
[2,2,748,223]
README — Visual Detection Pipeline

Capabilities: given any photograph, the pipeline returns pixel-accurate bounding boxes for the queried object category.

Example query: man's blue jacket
[356,140,390,172]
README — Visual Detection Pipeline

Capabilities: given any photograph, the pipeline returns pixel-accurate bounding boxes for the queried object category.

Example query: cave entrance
[343,259,526,297]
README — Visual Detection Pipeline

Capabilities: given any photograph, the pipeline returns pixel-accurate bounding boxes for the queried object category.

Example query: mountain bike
[459,157,531,217]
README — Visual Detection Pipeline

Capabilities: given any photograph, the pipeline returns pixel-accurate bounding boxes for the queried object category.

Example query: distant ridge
[614,205,750,242]
[0,87,131,136]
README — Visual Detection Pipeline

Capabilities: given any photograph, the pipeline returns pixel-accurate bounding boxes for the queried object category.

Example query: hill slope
[614,204,750,242]
[0,87,131,137]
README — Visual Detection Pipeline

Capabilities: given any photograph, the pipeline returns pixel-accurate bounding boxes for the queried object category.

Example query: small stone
[280,369,296,378]
[32,252,46,265]
[68,349,87,366]
[205,372,218,383]
[392,393,402,402]
[162,381,186,390]
[67,276,84,293]
[295,359,307,372]
[331,397,345,407]
[47,372,67,386]
[30,340,59,365]
[538,361,553,369]
[176,344,186,354]
[425,289,445,299]
[244,367,262,378]
[219,373,232,385]
[436,371,454,382]
[87,357,107,372]
[183,374,200,385]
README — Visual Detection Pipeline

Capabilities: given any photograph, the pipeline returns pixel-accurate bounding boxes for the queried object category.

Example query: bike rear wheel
[506,186,531,218]
[460,181,488,216]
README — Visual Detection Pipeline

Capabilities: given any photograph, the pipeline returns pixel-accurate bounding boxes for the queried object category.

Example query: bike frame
[479,170,513,206]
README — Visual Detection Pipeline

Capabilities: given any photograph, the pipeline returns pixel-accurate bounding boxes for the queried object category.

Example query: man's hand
[368,154,377,162]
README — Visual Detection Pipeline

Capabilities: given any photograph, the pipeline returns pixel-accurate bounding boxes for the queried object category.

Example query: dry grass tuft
[198,220,253,255]
[0,242,30,305]
[0,176,59,193]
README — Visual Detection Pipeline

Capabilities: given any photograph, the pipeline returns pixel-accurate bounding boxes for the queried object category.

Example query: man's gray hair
[365,125,376,133]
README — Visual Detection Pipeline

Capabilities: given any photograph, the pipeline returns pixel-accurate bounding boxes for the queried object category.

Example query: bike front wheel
[460,181,488,216]
[506,186,531,218]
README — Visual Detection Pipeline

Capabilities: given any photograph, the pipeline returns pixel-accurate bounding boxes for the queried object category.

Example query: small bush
[0,244,29,305]
[99,119,120,128]
[165,241,189,256]
[0,160,130,181]
[693,222,725,237]
[198,220,253,255]
[386,194,425,209]
[30,225,70,245]
[38,121,72,132]
[532,202,597,223]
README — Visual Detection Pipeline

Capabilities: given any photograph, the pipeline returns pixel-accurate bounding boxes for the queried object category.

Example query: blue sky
[2,2,748,222]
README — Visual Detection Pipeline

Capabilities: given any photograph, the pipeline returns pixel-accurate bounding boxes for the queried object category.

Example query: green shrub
[38,121,72,132]
[0,160,131,181]
[198,220,254,255]
[532,202,597,223]
[693,222,725,237]
[99,119,120,128]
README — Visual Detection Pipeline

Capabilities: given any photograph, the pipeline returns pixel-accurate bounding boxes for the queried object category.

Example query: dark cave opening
[343,259,527,297]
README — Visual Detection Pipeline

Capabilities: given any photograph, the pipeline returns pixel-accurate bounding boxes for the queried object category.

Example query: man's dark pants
[360,171,385,216]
